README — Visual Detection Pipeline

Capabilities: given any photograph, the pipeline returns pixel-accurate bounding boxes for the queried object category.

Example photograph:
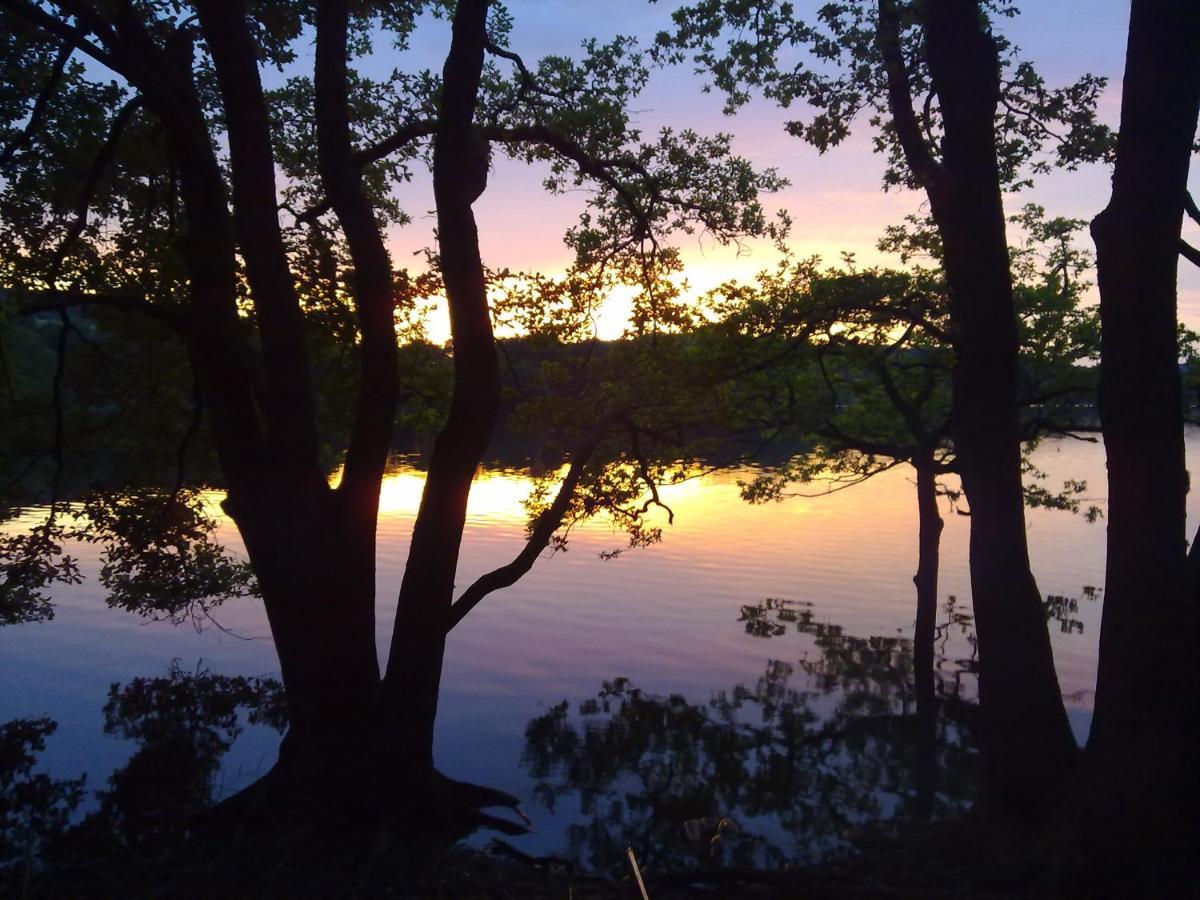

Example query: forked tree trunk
[232,494,380,788]
[19,0,518,835]
[1085,0,1199,882]
[912,450,942,819]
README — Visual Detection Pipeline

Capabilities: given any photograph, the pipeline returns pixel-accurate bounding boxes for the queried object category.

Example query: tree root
[188,761,530,854]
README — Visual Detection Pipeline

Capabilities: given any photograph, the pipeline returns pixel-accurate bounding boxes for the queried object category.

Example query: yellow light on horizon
[372,467,536,522]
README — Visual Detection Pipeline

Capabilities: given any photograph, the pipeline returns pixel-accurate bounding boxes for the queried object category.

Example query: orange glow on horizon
[412,234,905,344]
[325,458,916,536]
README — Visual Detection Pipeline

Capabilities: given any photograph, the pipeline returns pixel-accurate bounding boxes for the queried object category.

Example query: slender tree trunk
[877,0,1077,809]
[377,0,496,786]
[14,0,523,834]
[194,0,323,487]
[907,1,1078,812]
[189,6,382,784]
[912,450,942,819]
[1085,0,1199,881]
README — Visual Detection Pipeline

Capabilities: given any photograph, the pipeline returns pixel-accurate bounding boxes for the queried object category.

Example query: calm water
[3,433,1198,866]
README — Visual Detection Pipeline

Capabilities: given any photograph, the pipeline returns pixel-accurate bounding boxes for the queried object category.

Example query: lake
[3,433,1196,871]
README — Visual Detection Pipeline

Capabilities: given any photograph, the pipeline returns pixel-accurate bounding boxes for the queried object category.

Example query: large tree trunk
[377,0,497,788]
[13,0,520,838]
[1085,0,1199,883]
[187,4,381,782]
[916,0,1077,810]
[912,450,942,820]
[233,495,381,784]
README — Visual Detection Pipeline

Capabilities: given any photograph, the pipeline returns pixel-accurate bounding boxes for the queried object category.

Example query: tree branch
[296,119,438,223]
[815,423,911,461]
[315,0,399,510]
[49,307,69,510]
[626,420,675,524]
[0,0,116,71]
[876,0,944,188]
[10,288,187,333]
[1181,238,1200,269]
[1184,190,1200,228]
[483,123,652,236]
[871,355,930,444]
[48,95,143,281]
[306,119,653,238]
[483,37,575,108]
[196,0,322,474]
[0,40,71,167]
[352,118,438,169]
[446,428,607,631]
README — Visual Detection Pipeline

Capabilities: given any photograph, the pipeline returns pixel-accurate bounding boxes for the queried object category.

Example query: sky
[360,1,1200,341]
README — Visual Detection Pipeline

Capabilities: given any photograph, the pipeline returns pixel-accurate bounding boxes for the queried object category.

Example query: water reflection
[0,663,283,893]
[0,579,1103,887]
[0,718,84,878]
[520,598,982,876]
[519,587,1099,876]
[0,434,1127,884]
[0,488,254,630]
[86,662,285,840]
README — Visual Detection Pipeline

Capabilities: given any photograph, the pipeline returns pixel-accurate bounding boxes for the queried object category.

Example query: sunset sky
[367,1,1200,340]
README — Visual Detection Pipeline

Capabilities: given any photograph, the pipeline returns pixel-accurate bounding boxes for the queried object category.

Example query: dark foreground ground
[7,808,1192,900]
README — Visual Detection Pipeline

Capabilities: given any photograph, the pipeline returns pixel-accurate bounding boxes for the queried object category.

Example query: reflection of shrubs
[0,718,85,880]
[523,603,982,877]
[93,661,286,838]
[1042,587,1101,635]
[1,662,286,894]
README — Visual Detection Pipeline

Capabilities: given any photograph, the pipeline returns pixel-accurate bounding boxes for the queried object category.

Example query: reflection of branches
[0,521,80,625]
[524,600,982,876]
[0,717,85,876]
[91,661,285,836]
[71,489,258,629]
[0,663,285,888]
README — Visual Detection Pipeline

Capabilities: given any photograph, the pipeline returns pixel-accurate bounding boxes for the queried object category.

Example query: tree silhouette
[0,0,782,834]
[659,0,1113,809]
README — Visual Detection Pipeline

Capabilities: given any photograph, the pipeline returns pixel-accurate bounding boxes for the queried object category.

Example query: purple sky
[366,2,1199,338]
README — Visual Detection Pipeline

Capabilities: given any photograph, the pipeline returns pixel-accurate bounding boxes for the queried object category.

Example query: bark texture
[1085,0,1199,884]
